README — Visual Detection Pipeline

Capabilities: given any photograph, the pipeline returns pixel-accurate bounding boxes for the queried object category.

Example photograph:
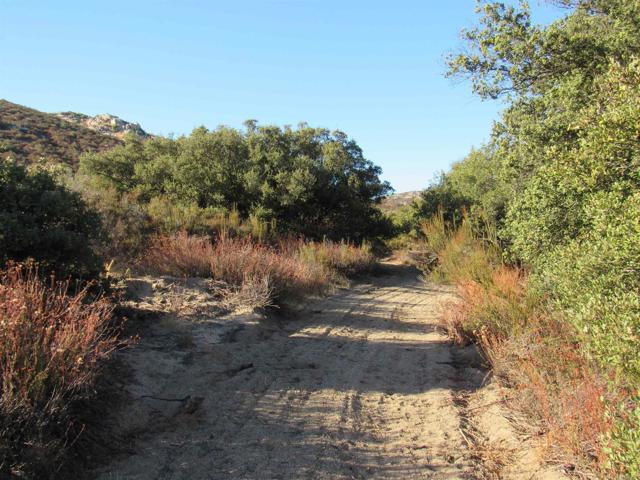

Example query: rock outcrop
[55,111,150,139]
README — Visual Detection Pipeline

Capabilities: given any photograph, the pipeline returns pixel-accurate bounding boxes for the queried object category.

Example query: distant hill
[0,100,146,168]
[380,190,421,213]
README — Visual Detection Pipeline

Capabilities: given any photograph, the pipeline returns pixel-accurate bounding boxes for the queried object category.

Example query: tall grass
[0,263,120,478]
[420,213,501,284]
[141,233,374,305]
[444,266,613,471]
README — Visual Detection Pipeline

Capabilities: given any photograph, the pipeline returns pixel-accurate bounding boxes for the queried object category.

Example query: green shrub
[444,4,640,473]
[71,177,150,260]
[147,197,222,235]
[413,173,469,228]
[0,161,102,277]
[411,146,508,235]
[533,191,640,380]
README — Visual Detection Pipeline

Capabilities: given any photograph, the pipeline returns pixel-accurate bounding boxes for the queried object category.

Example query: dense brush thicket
[79,122,392,248]
[410,0,640,475]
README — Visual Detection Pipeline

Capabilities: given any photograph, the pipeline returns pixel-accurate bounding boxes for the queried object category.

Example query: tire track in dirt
[95,262,505,479]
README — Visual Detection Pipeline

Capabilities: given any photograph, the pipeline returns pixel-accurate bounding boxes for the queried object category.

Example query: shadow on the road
[192,262,484,478]
[96,262,483,479]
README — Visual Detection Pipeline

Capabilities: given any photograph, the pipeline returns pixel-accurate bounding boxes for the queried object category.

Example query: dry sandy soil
[94,262,565,480]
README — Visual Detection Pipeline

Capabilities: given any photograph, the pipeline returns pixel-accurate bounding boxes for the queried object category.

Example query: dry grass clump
[222,275,275,312]
[0,263,120,478]
[420,213,501,284]
[492,323,613,472]
[296,239,376,276]
[141,233,377,306]
[141,233,334,303]
[442,267,533,343]
[142,232,213,278]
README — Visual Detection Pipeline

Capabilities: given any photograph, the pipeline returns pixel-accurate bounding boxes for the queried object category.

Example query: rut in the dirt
[95,263,490,479]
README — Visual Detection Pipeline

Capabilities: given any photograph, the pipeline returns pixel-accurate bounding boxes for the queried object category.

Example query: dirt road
[96,262,562,480]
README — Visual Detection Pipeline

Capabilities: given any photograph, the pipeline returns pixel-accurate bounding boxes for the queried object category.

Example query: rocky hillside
[0,100,144,168]
[55,111,150,139]
[380,190,421,212]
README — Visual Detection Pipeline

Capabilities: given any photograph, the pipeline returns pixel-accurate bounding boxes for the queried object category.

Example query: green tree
[412,146,508,234]
[245,124,392,241]
[171,126,249,210]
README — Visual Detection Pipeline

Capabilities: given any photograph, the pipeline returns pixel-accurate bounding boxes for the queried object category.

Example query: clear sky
[0,1,563,192]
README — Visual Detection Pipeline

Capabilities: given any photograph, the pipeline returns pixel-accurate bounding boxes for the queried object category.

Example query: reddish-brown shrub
[442,266,614,475]
[488,315,613,472]
[141,231,214,278]
[0,263,120,477]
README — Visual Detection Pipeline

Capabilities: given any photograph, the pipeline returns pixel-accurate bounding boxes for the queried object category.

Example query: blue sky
[0,1,563,192]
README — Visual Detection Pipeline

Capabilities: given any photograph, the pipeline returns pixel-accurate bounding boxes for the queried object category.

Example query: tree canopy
[80,123,392,243]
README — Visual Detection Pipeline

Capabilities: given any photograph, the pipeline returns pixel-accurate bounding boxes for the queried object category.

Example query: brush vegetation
[402,1,640,476]
[4,0,640,475]
[0,160,103,278]
[141,233,375,306]
[78,122,392,249]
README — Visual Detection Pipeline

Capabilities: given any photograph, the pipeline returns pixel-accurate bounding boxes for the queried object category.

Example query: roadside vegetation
[77,122,392,249]
[142,233,375,306]
[397,0,640,476]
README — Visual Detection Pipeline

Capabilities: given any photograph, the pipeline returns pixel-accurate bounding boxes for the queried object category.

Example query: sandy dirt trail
[95,262,560,480]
